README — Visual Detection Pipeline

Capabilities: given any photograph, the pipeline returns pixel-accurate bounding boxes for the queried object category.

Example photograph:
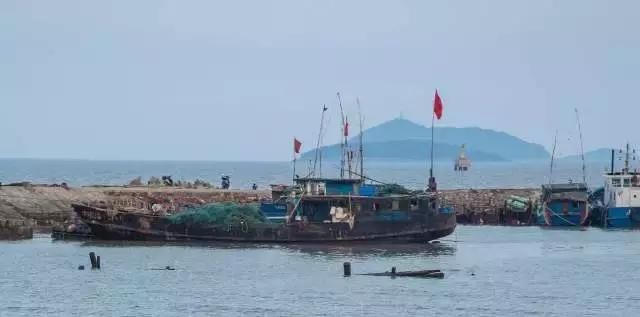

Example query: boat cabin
[294,177,377,197]
[603,172,640,208]
[541,183,588,212]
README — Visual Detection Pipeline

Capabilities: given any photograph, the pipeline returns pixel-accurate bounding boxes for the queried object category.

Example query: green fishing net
[168,202,266,225]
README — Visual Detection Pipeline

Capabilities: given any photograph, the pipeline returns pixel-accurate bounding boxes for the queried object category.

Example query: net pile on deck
[167,202,266,225]
[376,183,414,196]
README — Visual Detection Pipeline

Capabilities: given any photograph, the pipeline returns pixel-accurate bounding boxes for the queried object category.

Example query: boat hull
[537,212,588,227]
[74,204,456,243]
[601,207,640,229]
[536,199,589,227]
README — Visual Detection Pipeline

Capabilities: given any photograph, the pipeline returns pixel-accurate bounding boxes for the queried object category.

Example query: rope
[543,204,580,226]
[286,192,305,224]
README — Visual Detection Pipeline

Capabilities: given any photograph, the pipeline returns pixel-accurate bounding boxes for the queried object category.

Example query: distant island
[300,118,550,163]
[559,148,617,162]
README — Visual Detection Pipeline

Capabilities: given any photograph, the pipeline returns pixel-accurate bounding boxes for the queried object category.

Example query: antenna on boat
[357,97,365,182]
[313,104,328,177]
[337,92,346,179]
[549,130,558,184]
[575,108,587,185]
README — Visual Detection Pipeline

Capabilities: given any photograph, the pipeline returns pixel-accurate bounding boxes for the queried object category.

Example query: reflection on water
[78,239,456,258]
[279,242,456,258]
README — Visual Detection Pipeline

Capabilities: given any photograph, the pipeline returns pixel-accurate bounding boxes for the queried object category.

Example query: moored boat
[536,183,589,227]
[74,177,456,243]
[75,91,456,242]
[596,145,640,228]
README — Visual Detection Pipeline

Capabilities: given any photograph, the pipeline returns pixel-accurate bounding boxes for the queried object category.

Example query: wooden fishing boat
[74,178,456,243]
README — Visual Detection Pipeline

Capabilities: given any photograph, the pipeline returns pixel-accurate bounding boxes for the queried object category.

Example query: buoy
[78,265,85,270]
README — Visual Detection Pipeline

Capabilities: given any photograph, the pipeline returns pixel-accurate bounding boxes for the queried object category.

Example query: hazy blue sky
[2,1,639,161]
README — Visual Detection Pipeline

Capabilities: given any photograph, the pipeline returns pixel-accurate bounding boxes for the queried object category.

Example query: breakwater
[0,183,539,239]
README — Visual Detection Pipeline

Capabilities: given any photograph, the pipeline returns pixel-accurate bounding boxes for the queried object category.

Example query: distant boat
[454,144,471,171]
[596,144,640,228]
[535,183,589,226]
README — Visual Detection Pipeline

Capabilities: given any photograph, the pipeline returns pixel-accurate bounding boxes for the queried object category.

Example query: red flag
[433,90,443,120]
[344,118,349,137]
[293,138,302,154]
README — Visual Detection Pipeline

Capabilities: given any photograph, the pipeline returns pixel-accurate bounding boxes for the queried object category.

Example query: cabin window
[392,200,400,211]
[373,202,380,211]
[612,178,621,187]
[572,201,578,209]
[624,178,631,187]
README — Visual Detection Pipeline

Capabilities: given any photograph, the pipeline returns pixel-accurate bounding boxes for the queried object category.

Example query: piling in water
[96,255,101,269]
[89,252,96,269]
[343,262,351,277]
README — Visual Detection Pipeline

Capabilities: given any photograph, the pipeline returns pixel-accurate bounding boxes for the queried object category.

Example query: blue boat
[598,144,640,228]
[536,183,589,227]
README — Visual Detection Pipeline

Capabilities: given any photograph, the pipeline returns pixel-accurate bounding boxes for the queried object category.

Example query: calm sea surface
[0,158,612,189]
[2,227,640,316]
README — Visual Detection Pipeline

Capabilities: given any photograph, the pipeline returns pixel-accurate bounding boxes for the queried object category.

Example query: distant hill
[359,118,550,161]
[302,139,507,162]
[559,148,613,162]
[300,118,550,162]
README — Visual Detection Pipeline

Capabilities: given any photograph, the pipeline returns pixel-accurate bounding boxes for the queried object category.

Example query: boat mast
[624,142,630,174]
[575,108,587,185]
[428,102,436,191]
[549,130,558,184]
[357,97,364,182]
[313,105,328,177]
[337,92,346,178]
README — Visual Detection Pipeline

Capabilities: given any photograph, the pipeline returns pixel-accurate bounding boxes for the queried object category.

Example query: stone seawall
[440,188,540,224]
[0,184,269,239]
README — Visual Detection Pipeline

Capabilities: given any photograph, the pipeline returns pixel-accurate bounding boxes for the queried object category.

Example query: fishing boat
[535,109,590,227]
[535,183,589,226]
[75,91,456,242]
[73,178,456,242]
[596,145,640,228]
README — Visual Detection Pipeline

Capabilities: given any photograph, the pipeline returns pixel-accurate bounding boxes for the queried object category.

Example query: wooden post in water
[343,262,351,277]
[96,256,101,269]
[89,252,97,269]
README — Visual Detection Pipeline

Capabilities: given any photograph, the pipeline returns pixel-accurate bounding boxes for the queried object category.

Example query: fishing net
[376,183,413,196]
[167,202,266,225]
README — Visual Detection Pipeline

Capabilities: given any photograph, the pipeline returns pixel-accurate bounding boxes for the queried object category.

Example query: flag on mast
[294,138,302,154]
[344,118,349,137]
[433,90,443,120]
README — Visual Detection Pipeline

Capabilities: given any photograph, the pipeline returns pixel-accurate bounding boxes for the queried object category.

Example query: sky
[1,0,639,161]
